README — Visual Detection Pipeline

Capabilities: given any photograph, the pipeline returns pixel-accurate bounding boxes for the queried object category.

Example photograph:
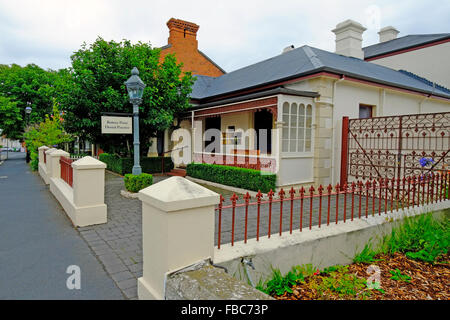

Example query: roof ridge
[302,46,324,69]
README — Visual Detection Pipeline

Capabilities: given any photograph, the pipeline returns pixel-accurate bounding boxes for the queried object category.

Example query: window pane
[290,103,297,115]
[298,115,305,128]
[282,127,289,139]
[282,139,289,152]
[290,128,297,139]
[297,139,304,152]
[298,128,304,139]
[283,112,289,124]
[359,105,372,118]
[305,140,311,152]
[283,102,290,114]
[306,105,312,116]
[299,104,305,115]
[290,140,297,152]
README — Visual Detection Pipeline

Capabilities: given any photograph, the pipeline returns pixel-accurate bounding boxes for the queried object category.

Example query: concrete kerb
[213,200,450,285]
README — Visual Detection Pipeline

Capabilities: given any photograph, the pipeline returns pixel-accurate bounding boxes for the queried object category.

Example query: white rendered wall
[368,42,450,89]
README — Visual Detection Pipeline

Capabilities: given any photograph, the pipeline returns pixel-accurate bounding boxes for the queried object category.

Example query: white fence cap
[139,176,220,212]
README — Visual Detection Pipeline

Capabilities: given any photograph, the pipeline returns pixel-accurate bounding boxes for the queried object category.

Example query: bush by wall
[99,153,174,175]
[186,163,276,193]
[124,173,153,193]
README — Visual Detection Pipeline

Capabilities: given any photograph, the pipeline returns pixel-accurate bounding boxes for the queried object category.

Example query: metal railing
[215,172,449,249]
[60,156,74,187]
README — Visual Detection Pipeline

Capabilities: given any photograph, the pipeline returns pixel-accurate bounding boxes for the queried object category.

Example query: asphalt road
[0,152,124,299]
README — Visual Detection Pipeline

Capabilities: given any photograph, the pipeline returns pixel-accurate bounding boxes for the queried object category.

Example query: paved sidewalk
[0,153,124,299]
[77,172,170,299]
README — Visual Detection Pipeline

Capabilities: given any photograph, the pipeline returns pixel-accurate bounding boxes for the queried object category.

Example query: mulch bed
[275,252,449,300]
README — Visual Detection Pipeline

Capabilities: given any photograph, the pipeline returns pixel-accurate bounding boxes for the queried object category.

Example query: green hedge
[99,153,174,175]
[186,163,276,193]
[124,173,153,193]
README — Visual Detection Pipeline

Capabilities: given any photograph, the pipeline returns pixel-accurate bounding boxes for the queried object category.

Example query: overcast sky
[0,0,449,73]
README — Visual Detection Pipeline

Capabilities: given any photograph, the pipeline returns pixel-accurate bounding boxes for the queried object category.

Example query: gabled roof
[190,45,450,101]
[363,34,450,59]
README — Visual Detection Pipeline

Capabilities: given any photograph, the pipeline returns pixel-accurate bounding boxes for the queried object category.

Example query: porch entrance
[204,116,221,153]
[254,109,272,154]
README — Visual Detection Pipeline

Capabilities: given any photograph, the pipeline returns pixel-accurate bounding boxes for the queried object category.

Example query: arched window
[282,102,313,153]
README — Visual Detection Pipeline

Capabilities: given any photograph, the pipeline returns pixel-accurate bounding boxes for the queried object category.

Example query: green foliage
[257,268,298,296]
[56,38,194,156]
[0,96,22,139]
[353,242,383,264]
[186,163,276,193]
[256,264,368,299]
[381,213,449,263]
[389,268,411,283]
[99,152,173,175]
[23,103,73,170]
[312,265,368,297]
[124,173,153,193]
[0,63,58,138]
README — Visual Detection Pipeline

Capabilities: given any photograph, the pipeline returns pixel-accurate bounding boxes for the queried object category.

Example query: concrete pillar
[48,149,70,179]
[44,148,57,182]
[38,146,49,164]
[71,156,107,226]
[137,176,220,300]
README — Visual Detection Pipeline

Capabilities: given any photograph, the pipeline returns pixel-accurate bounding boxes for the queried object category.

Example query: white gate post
[137,176,219,300]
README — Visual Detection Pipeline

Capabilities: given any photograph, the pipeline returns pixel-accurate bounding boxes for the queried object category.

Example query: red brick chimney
[167,18,200,50]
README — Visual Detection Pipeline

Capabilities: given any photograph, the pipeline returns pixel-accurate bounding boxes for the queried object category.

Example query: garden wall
[213,201,450,285]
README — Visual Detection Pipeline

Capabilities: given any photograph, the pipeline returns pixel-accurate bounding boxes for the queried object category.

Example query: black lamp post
[25,103,32,163]
[125,67,146,175]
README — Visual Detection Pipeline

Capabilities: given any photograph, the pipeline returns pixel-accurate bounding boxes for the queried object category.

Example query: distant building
[159,18,225,77]
[363,29,450,89]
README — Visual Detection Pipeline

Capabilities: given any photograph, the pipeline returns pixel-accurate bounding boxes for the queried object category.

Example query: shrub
[124,173,153,193]
[99,153,173,175]
[382,213,449,263]
[186,163,276,193]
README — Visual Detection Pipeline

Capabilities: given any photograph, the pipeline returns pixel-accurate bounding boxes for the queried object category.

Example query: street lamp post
[25,103,32,163]
[125,67,146,175]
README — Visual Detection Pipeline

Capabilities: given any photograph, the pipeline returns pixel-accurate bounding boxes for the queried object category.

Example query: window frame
[281,100,314,156]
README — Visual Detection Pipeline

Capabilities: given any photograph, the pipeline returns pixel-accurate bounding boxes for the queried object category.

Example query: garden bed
[273,252,449,300]
[257,212,449,300]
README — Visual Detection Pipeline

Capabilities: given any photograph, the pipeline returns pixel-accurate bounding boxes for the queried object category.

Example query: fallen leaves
[274,253,449,300]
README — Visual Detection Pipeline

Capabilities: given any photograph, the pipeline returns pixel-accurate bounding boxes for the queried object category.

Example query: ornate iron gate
[340,112,450,185]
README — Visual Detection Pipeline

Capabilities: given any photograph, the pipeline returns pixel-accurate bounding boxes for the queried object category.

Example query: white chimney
[378,26,399,43]
[332,19,367,59]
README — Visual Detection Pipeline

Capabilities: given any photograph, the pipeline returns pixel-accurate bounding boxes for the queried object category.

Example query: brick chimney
[167,18,200,50]
[332,19,367,59]
[378,26,399,43]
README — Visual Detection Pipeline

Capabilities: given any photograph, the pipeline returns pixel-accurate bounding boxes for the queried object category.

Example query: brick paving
[78,171,382,299]
[77,171,170,299]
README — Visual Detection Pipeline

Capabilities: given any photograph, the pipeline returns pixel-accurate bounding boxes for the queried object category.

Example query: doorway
[254,109,272,154]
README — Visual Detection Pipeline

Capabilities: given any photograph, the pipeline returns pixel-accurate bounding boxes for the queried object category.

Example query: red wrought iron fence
[340,112,450,186]
[60,156,74,187]
[215,172,449,249]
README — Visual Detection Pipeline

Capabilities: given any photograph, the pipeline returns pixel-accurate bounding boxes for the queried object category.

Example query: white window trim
[280,101,315,156]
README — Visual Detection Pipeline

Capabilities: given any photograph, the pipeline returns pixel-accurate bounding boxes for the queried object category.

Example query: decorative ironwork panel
[345,112,450,182]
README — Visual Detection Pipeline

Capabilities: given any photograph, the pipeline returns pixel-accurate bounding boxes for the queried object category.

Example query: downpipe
[241,257,255,287]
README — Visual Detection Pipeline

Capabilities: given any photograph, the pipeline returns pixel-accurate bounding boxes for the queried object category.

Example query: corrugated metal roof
[190,45,450,101]
[363,34,450,59]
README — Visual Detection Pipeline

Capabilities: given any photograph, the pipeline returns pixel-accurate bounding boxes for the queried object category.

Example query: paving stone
[111,270,134,283]
[116,278,138,290]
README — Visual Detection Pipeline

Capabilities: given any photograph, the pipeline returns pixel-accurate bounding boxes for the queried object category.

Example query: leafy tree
[23,103,73,170]
[0,63,58,137]
[0,95,22,139]
[56,37,194,156]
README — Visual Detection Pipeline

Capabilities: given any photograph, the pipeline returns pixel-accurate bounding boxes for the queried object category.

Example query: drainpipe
[241,257,256,287]
[331,75,345,185]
